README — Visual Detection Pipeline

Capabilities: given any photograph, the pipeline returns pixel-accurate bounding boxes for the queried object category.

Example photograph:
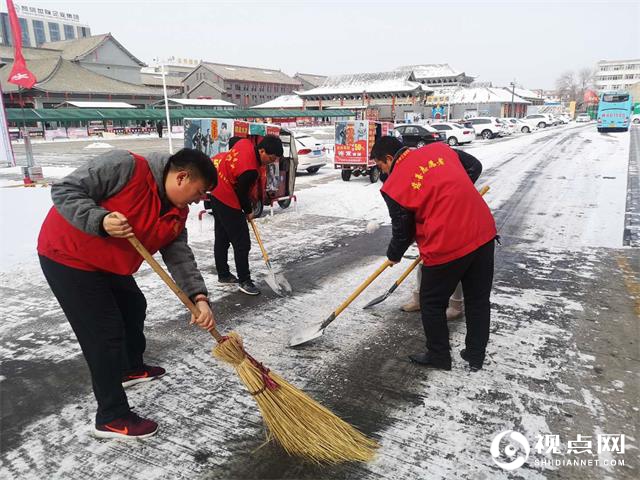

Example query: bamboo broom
[127,235,378,463]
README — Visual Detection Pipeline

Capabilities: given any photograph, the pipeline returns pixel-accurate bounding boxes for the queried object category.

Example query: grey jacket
[50,149,208,298]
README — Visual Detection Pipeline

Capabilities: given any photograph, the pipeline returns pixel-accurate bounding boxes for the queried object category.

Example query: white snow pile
[84,143,113,150]
[366,221,380,233]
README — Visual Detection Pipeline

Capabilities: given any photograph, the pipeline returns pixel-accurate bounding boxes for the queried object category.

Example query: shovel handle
[249,219,270,265]
[478,185,490,196]
[394,257,421,287]
[334,259,393,318]
[126,236,224,343]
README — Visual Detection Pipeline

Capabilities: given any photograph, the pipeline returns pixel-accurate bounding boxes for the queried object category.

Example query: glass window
[603,94,629,102]
[18,18,30,46]
[32,20,46,45]
[63,24,75,39]
[48,22,60,41]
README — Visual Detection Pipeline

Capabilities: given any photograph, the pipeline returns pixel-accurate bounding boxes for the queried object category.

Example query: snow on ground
[0,124,637,479]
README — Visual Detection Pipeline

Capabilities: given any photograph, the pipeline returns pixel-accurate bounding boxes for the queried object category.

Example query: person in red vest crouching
[210,135,283,296]
[371,137,497,372]
[37,148,217,439]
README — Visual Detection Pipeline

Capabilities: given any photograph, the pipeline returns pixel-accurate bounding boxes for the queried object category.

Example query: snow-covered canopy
[251,95,303,109]
[430,86,531,104]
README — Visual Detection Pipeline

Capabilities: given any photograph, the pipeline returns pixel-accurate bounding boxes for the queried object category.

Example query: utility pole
[510,80,516,117]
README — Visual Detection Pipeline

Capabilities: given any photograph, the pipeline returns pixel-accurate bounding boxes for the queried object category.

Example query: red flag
[6,0,37,89]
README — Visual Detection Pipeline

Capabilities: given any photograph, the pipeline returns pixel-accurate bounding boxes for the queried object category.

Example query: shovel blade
[362,292,390,309]
[264,271,285,296]
[289,322,326,347]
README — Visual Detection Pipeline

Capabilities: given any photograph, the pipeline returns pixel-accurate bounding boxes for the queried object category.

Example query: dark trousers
[419,239,495,365]
[39,255,147,424]
[212,197,252,282]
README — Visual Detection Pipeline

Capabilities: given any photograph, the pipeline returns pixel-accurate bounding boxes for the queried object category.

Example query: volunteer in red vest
[210,135,283,296]
[38,148,217,439]
[371,137,497,372]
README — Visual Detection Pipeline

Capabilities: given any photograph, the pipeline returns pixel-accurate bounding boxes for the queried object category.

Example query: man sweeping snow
[371,137,496,371]
[209,135,283,296]
[38,148,217,438]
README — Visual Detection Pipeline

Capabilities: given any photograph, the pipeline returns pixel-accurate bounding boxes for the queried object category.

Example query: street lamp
[152,58,173,154]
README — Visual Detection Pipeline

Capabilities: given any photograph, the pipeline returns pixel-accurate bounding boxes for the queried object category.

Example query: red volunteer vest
[211,139,262,210]
[381,143,496,266]
[37,154,188,275]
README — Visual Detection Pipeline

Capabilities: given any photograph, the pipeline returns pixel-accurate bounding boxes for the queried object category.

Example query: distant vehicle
[496,118,516,135]
[576,113,591,123]
[430,122,475,146]
[394,124,446,147]
[503,117,538,133]
[295,134,327,174]
[597,92,632,132]
[524,113,555,129]
[467,117,506,139]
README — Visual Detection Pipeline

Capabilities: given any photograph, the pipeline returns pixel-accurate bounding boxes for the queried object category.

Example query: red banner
[6,0,37,89]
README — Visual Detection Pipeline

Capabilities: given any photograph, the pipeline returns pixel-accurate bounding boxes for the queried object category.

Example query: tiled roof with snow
[437,86,531,104]
[396,64,464,79]
[298,71,422,97]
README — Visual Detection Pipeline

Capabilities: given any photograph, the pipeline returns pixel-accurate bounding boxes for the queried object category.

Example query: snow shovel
[361,184,491,309]
[249,219,292,296]
[362,257,421,309]
[289,259,393,347]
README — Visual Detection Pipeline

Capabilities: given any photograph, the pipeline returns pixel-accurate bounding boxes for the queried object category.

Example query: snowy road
[1,125,638,479]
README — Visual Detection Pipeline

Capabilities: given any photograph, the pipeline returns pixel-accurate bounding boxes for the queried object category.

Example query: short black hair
[257,134,284,157]
[166,148,217,190]
[228,136,242,149]
[370,136,403,161]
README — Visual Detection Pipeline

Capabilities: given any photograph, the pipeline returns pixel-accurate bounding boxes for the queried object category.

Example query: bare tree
[556,71,578,102]
[577,67,594,102]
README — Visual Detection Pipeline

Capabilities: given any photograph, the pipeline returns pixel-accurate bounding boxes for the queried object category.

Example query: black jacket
[383,148,483,262]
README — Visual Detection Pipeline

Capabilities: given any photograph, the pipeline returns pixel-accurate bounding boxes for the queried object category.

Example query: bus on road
[597,92,632,132]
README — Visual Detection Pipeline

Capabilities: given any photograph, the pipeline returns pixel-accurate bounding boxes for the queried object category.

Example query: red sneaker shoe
[122,364,166,388]
[94,411,158,439]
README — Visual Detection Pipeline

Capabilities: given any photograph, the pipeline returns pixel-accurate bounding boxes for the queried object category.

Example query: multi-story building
[0,2,90,47]
[182,62,301,107]
[141,57,201,95]
[594,59,640,92]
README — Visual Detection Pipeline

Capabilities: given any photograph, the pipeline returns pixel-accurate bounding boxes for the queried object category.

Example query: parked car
[394,124,445,147]
[496,118,516,135]
[576,113,591,123]
[630,113,640,125]
[467,117,506,139]
[502,117,538,133]
[524,113,555,128]
[430,122,475,146]
[294,134,327,174]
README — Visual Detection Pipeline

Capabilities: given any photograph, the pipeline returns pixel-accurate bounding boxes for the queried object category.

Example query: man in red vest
[38,148,217,439]
[210,135,283,295]
[371,137,497,372]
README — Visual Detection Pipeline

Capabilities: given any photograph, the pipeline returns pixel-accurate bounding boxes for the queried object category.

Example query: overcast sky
[21,0,640,89]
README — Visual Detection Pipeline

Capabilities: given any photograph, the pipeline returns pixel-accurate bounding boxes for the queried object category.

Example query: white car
[430,122,475,146]
[467,117,506,139]
[524,113,555,128]
[630,113,640,125]
[576,113,591,123]
[295,134,327,174]
[502,117,538,133]
[497,118,516,135]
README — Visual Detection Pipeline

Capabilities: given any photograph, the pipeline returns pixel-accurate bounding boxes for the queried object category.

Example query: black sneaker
[218,273,238,284]
[460,349,483,372]
[239,279,260,296]
[408,352,452,370]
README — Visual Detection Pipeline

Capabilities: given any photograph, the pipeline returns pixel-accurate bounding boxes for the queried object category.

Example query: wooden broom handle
[126,236,224,343]
[334,259,393,317]
[249,218,270,264]
[478,185,490,196]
